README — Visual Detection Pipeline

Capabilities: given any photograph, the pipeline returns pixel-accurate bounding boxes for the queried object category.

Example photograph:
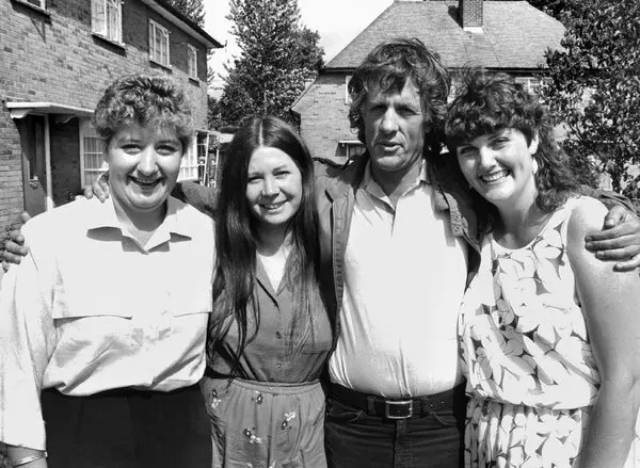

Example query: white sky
[203,0,392,91]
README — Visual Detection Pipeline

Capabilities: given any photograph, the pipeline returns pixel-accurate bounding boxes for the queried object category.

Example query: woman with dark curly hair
[0,75,214,468]
[446,69,640,467]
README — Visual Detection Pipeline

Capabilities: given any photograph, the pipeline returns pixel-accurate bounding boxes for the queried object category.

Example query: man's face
[363,78,426,177]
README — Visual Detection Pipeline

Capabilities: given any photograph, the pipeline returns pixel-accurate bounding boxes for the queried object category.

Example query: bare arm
[567,198,640,468]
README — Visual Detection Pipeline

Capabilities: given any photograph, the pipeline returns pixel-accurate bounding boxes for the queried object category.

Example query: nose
[137,147,159,175]
[261,175,278,197]
[379,108,399,134]
[477,146,496,168]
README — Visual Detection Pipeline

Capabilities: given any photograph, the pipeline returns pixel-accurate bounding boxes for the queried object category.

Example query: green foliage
[542,0,640,196]
[217,0,324,127]
[163,0,205,27]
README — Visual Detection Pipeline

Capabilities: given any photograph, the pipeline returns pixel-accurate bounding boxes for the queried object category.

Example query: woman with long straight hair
[202,116,332,468]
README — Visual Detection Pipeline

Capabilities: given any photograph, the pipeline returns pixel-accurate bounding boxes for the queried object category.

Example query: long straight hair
[208,116,320,374]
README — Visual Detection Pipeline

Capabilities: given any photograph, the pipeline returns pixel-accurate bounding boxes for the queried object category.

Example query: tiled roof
[326,1,564,70]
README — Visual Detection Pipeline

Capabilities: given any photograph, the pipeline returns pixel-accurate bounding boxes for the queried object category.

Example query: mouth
[259,201,286,212]
[376,141,401,152]
[129,176,164,189]
[479,169,510,184]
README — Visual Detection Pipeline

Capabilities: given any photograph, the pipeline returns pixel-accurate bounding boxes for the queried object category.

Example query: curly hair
[348,38,451,159]
[445,68,580,229]
[93,74,193,152]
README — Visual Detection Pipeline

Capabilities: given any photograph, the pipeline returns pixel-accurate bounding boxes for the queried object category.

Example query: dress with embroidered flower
[458,196,640,468]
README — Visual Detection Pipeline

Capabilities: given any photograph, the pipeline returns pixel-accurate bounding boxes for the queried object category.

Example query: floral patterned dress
[458,197,640,467]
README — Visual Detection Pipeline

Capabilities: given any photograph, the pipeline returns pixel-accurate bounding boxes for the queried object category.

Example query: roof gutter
[139,0,223,49]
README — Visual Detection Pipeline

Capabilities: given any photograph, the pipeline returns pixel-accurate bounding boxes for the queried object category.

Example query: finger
[585,234,640,252]
[594,245,640,261]
[1,251,23,265]
[2,260,8,273]
[8,231,25,245]
[83,185,94,199]
[613,253,640,272]
[4,240,29,256]
[585,225,638,243]
[19,211,31,223]
[602,204,626,228]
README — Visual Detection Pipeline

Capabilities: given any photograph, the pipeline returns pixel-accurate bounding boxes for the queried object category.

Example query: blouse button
[276,331,282,339]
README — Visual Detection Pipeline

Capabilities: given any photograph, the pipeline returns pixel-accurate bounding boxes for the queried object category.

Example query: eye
[274,170,290,178]
[156,144,180,155]
[457,146,477,158]
[489,138,509,150]
[397,107,420,117]
[121,143,141,154]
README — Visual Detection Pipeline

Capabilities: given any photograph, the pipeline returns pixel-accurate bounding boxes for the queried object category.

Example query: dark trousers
[324,385,465,468]
[42,385,210,468]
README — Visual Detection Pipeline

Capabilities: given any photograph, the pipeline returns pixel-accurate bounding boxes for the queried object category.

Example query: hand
[1,211,30,272]
[83,173,110,202]
[585,204,640,271]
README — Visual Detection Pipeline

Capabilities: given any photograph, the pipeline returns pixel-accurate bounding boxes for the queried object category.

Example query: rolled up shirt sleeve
[0,222,56,451]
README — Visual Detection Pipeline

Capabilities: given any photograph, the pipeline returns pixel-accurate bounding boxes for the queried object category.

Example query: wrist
[7,447,47,467]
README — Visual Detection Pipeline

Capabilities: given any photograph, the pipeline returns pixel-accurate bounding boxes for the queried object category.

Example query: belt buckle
[384,399,413,419]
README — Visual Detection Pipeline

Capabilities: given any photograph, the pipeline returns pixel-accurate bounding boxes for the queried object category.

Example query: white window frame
[79,120,107,187]
[178,135,199,181]
[149,20,171,67]
[187,44,198,79]
[92,0,122,43]
[345,74,352,104]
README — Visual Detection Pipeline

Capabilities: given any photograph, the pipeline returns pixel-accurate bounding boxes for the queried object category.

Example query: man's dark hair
[348,38,451,159]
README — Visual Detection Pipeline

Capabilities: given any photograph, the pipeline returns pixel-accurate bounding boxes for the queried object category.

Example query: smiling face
[245,146,303,236]
[363,78,426,179]
[106,122,183,220]
[456,128,539,210]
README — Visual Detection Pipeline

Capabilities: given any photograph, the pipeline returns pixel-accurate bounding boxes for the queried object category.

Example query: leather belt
[327,382,463,420]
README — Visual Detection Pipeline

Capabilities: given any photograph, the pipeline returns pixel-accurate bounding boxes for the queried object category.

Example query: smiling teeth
[481,170,508,182]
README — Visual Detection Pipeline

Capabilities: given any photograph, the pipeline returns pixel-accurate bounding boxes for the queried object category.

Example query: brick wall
[293,73,359,161]
[0,0,211,232]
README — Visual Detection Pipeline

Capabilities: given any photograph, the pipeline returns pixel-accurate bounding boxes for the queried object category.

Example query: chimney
[459,0,483,32]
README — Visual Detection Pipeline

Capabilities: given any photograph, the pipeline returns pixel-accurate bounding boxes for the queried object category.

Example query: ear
[528,132,540,156]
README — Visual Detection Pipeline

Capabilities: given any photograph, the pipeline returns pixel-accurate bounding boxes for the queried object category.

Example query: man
[3,38,640,468]
[312,38,640,468]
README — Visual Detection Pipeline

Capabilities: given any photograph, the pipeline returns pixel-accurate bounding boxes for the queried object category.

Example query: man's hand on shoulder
[83,173,110,202]
[1,211,31,271]
[585,204,640,271]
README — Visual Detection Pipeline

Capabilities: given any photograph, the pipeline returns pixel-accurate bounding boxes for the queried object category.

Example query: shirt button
[275,331,282,339]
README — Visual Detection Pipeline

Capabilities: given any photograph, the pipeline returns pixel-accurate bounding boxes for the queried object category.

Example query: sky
[203,0,392,92]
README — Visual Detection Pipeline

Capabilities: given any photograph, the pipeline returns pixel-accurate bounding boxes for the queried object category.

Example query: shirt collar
[85,196,193,249]
[361,158,429,200]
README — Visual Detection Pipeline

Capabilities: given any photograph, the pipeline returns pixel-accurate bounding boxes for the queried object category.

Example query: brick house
[0,0,222,232]
[291,0,565,161]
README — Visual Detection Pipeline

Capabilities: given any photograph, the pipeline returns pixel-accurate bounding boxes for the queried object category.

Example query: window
[149,20,170,67]
[92,0,122,43]
[338,140,365,160]
[345,74,352,104]
[79,120,107,187]
[187,44,198,78]
[178,135,199,181]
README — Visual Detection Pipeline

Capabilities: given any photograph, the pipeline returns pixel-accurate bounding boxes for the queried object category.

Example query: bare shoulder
[567,196,608,239]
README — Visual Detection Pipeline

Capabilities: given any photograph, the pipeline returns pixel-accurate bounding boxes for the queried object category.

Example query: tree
[217,0,324,128]
[542,0,640,196]
[163,0,205,27]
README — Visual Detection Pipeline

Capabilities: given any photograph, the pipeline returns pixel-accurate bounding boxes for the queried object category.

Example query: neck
[112,196,165,245]
[495,196,548,248]
[370,158,422,207]
[255,224,292,256]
